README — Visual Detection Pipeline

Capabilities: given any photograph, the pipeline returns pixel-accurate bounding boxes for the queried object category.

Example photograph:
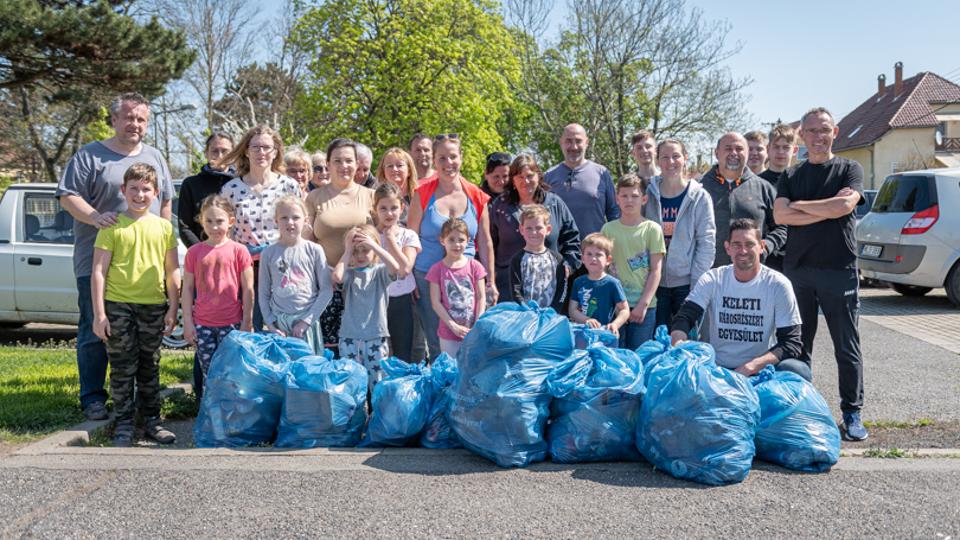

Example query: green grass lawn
[0,347,193,443]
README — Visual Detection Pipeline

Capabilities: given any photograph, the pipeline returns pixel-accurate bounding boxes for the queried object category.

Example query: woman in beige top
[304,138,375,352]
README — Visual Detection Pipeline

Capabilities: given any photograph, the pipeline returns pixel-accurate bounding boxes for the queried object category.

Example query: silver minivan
[856,168,960,307]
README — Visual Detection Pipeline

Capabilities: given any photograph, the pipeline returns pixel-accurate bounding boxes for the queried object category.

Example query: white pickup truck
[0,183,188,348]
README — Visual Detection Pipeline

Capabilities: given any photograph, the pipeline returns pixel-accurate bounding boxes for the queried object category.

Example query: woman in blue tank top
[408,135,494,360]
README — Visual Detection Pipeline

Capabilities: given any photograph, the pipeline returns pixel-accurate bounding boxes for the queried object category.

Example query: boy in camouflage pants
[91,163,181,447]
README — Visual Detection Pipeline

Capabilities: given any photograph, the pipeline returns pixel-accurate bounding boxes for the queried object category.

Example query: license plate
[861,244,882,257]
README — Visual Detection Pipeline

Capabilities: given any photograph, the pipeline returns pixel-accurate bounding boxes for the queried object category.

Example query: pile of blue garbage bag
[447,303,574,467]
[546,338,645,463]
[275,351,368,448]
[192,314,841,485]
[751,366,841,472]
[194,332,314,447]
[636,327,761,486]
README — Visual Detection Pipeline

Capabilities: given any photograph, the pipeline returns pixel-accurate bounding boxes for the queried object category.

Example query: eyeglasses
[312,166,328,173]
[249,145,275,153]
[434,133,459,141]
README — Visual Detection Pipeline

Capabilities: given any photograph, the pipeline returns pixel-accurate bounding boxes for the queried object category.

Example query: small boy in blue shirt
[568,232,629,337]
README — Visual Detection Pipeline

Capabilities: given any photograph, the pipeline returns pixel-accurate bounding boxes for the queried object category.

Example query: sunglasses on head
[434,133,459,141]
[486,152,511,166]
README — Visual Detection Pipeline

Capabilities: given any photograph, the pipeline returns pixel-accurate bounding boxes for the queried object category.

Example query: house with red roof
[834,62,960,188]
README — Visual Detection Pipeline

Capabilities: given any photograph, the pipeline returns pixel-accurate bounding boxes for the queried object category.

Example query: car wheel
[891,283,933,297]
[162,308,190,349]
[946,264,960,308]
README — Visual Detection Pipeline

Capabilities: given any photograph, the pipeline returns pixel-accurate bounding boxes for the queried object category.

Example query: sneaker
[113,423,134,447]
[842,412,869,441]
[82,401,109,421]
[144,419,176,444]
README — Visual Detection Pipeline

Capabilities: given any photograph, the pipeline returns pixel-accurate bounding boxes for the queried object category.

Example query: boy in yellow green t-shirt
[91,163,181,447]
[601,173,665,349]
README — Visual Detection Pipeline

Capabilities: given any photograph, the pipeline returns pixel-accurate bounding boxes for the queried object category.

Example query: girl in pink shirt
[426,218,487,357]
[182,195,255,382]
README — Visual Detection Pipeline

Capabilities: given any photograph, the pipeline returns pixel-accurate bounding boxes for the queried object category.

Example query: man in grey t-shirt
[56,92,174,420]
[670,218,807,380]
[543,124,619,238]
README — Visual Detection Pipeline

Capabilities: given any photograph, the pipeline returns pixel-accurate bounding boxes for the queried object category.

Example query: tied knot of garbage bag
[545,342,645,463]
[570,324,619,349]
[751,366,841,472]
[636,337,761,486]
[448,303,574,467]
[194,332,314,448]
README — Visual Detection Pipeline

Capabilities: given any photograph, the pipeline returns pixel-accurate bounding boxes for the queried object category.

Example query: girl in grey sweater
[643,139,716,328]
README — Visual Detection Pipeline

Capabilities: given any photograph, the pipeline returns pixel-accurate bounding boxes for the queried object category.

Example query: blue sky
[262,0,959,129]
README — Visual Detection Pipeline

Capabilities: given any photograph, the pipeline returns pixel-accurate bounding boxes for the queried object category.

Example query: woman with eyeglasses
[407,134,496,360]
[219,125,302,330]
[305,138,376,355]
[375,147,418,225]
[310,151,330,189]
[177,131,235,248]
[480,152,511,199]
[284,146,313,197]
[490,154,581,303]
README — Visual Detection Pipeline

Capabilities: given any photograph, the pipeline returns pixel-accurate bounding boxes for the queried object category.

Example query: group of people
[56,92,869,447]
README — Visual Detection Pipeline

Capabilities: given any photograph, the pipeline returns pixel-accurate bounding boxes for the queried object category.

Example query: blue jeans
[413,269,442,361]
[620,306,657,350]
[76,276,109,408]
[776,358,813,382]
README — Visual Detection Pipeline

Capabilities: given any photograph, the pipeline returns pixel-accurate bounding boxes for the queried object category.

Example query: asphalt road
[1,451,959,538]
[2,301,959,538]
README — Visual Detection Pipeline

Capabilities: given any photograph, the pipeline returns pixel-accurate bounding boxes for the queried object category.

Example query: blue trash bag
[420,353,462,449]
[194,332,314,447]
[448,302,574,467]
[751,366,841,472]
[635,325,672,370]
[571,323,619,349]
[362,358,433,447]
[275,354,368,448]
[636,341,761,485]
[546,343,645,463]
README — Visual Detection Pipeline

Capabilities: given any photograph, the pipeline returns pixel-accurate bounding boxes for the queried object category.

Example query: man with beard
[670,218,806,379]
[701,132,786,267]
[408,133,436,181]
[543,123,619,238]
[57,92,175,421]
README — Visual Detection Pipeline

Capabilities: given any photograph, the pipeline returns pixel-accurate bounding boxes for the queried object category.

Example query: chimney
[894,61,903,95]
[878,74,886,97]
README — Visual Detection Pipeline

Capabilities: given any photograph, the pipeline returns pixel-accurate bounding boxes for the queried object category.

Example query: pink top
[184,240,253,327]
[426,258,487,341]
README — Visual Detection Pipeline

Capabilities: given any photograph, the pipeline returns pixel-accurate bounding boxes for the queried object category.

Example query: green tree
[0,0,194,180]
[293,0,523,180]
[507,0,752,177]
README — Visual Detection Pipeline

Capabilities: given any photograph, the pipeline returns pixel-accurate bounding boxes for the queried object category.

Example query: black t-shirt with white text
[776,157,864,270]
